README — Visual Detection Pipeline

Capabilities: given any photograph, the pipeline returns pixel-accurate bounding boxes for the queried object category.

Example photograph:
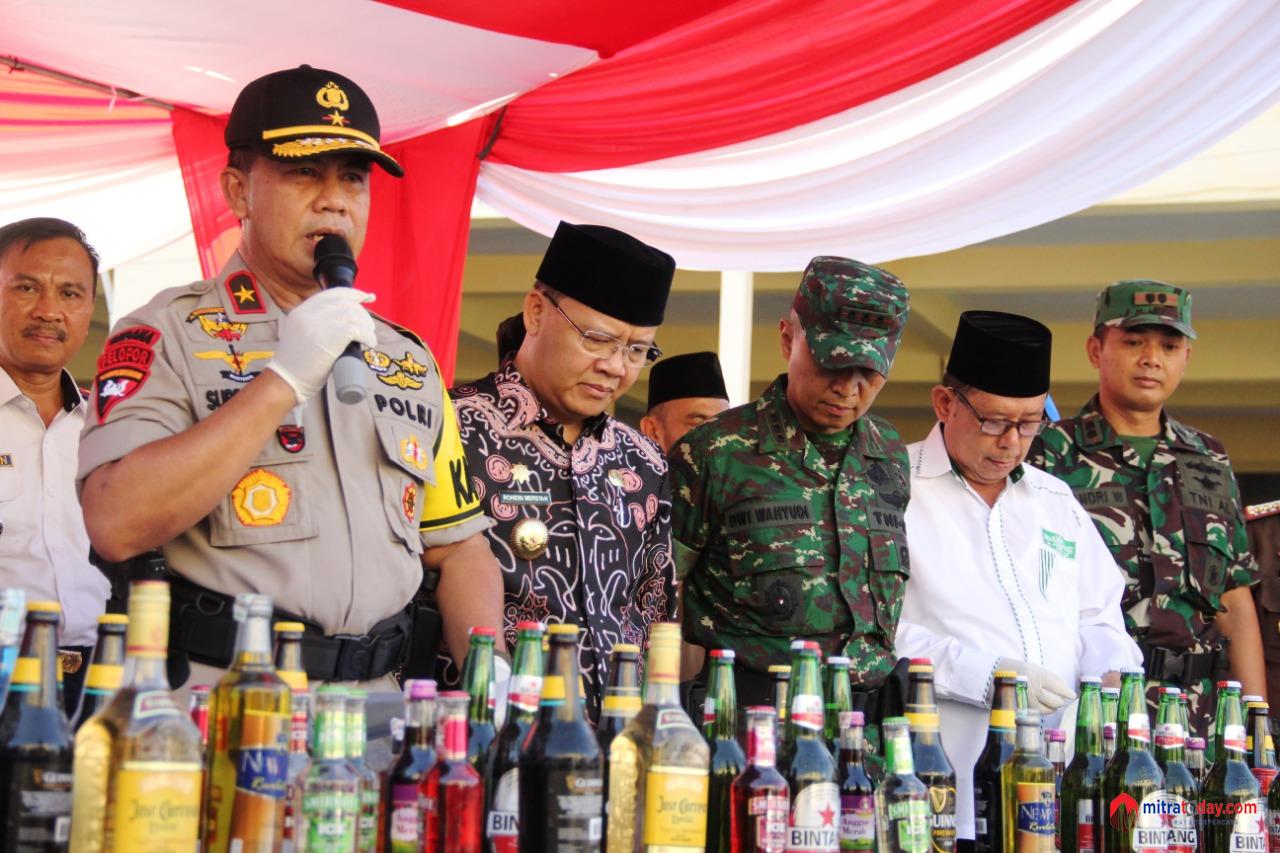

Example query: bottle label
[927,784,957,853]
[109,762,201,851]
[1268,805,1280,853]
[1227,799,1266,853]
[792,693,824,731]
[643,765,709,846]
[1015,782,1054,853]
[485,767,519,852]
[302,786,359,852]
[747,791,789,852]
[1077,799,1096,853]
[1128,713,1151,744]
[359,786,378,845]
[1132,791,1169,853]
[388,783,422,853]
[508,673,542,713]
[1250,766,1277,796]
[3,758,72,846]
[1163,794,1196,853]
[704,696,717,727]
[132,689,181,719]
[230,708,289,843]
[1223,724,1247,753]
[1154,722,1185,748]
[544,769,603,845]
[656,706,697,732]
[789,781,840,852]
[839,792,875,852]
[879,795,930,853]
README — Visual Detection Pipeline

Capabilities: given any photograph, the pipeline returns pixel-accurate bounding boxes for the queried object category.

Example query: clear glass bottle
[346,688,381,852]
[837,710,876,853]
[874,716,929,853]
[430,691,483,852]
[301,686,360,852]
[1004,710,1055,853]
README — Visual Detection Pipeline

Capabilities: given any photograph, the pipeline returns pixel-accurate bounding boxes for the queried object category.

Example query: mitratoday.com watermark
[1109,791,1263,833]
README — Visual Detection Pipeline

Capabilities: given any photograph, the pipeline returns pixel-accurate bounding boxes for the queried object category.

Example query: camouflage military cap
[792,256,909,374]
[1094,279,1195,339]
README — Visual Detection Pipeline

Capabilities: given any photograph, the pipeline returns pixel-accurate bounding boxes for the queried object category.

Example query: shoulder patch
[1246,499,1280,522]
[95,325,162,423]
[371,311,427,349]
[223,270,266,315]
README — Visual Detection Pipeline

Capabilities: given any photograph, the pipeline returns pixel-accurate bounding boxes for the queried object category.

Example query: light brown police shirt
[77,255,490,635]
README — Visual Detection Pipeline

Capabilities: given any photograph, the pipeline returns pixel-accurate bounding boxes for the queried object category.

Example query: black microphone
[312,234,368,404]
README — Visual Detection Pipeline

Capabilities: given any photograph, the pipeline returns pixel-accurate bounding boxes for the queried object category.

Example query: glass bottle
[598,640,641,845]
[69,582,202,853]
[1185,738,1206,786]
[387,679,436,853]
[1101,689,1120,763]
[190,684,212,750]
[1046,729,1066,853]
[486,621,544,853]
[0,600,73,851]
[1060,677,1104,853]
[905,658,956,853]
[730,707,789,853]
[1005,710,1055,853]
[272,621,308,695]
[71,613,128,731]
[281,686,311,853]
[1245,699,1277,795]
[1016,677,1031,712]
[837,710,876,853]
[519,622,604,852]
[0,588,27,705]
[345,688,381,852]
[430,691,483,852]
[769,665,791,740]
[824,657,853,756]
[875,716,930,853]
[706,648,748,853]
[462,627,499,777]
[301,686,360,852]
[782,642,839,853]
[606,622,710,852]
[1099,667,1165,853]
[973,670,1018,853]
[1154,687,1197,853]
[203,593,291,853]
[1201,681,1264,853]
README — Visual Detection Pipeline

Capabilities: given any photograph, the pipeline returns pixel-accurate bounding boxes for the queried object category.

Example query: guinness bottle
[905,659,956,853]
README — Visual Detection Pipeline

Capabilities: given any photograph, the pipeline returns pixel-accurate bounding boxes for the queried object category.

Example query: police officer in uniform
[639,351,730,455]
[669,256,911,711]
[1031,280,1265,738]
[78,66,505,689]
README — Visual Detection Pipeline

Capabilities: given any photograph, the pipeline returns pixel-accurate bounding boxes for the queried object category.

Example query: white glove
[492,656,512,729]
[995,657,1076,713]
[265,287,377,404]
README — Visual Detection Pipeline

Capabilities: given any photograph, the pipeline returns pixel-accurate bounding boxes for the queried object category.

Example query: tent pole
[718,271,753,406]
[1,56,173,110]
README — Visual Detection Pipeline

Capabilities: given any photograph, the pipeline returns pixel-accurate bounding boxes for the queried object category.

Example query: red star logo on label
[819,803,836,827]
[322,110,349,126]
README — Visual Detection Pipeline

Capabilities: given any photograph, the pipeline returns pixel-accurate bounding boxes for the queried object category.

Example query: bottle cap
[909,657,934,666]
[1079,675,1101,684]
[841,710,865,727]
[274,621,306,633]
[768,664,791,675]
[1188,737,1206,749]
[470,626,497,638]
[828,656,850,667]
[405,679,437,701]
[710,649,735,660]
[994,669,1019,679]
[612,643,641,654]
[516,621,545,632]
[548,623,579,636]
[26,600,61,613]
[1047,728,1066,742]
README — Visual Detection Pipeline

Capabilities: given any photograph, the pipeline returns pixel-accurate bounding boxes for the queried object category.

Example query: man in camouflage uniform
[669,256,911,710]
[1030,280,1265,741]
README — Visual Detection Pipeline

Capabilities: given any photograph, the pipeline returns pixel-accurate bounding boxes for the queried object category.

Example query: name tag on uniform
[726,500,813,533]
[1072,484,1127,510]
[499,491,552,506]
[865,501,905,535]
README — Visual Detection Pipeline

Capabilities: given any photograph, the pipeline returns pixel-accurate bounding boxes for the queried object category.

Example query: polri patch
[232,468,291,526]
[95,325,161,423]
[725,499,814,533]
[223,271,266,314]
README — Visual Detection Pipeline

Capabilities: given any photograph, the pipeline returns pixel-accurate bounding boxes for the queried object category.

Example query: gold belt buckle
[58,650,84,675]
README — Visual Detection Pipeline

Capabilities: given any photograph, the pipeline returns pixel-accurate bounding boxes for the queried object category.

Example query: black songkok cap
[946,310,1052,397]
[646,351,729,412]
[535,222,675,326]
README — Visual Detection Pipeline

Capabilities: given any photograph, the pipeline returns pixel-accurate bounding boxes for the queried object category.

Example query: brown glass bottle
[905,659,956,853]
[71,614,128,732]
[973,670,1018,853]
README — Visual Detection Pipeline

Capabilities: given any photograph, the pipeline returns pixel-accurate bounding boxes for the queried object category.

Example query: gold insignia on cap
[322,110,349,127]
[1133,290,1179,306]
[232,468,291,527]
[316,81,350,112]
[511,517,549,560]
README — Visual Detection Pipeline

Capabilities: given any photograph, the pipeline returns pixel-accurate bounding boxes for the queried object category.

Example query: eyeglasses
[948,387,1050,438]
[543,292,662,367]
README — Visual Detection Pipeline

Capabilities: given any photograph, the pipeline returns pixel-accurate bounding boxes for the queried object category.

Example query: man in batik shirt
[443,221,677,720]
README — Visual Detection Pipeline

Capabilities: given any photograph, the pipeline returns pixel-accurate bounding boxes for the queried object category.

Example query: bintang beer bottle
[0,600,73,850]
[1201,681,1265,853]
[705,649,748,853]
[1154,687,1198,853]
[345,689,381,852]
[203,593,292,853]
[1004,710,1055,853]
[731,707,790,853]
[430,691,483,852]
[598,641,641,845]
[781,641,840,853]
[1099,667,1165,853]
[69,582,202,853]
[1244,699,1278,794]
[837,710,876,853]
[824,657,854,756]
[71,613,128,731]
[487,622,544,853]
[272,621,309,853]
[462,627,499,777]
[520,622,604,852]
[905,659,957,853]
[301,686,361,852]
[387,679,436,853]
[1061,677,1105,853]
[875,717,930,853]
[607,622,710,852]
[973,670,1019,853]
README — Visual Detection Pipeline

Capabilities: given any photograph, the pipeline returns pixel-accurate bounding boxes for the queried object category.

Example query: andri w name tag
[726,500,814,532]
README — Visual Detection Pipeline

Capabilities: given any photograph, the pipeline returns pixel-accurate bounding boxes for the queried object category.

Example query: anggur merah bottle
[730,706,789,853]
[784,641,840,853]
[301,686,361,853]
[1099,667,1165,853]
[837,710,875,853]
[606,622,709,852]
[69,582,202,853]
[430,690,483,852]
[486,621,544,853]
[973,670,1018,853]
[1004,710,1055,853]
[874,716,930,853]
[905,658,957,853]
[1154,687,1197,853]
[1201,680,1264,853]
[0,600,73,851]
[70,613,127,732]
[706,648,748,853]
[1060,677,1104,853]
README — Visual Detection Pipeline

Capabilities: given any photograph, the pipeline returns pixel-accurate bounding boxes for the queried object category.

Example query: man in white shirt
[0,217,110,712]
[895,310,1140,852]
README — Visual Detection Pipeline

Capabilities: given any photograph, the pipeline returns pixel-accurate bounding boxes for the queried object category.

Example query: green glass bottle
[345,689,380,852]
[704,648,747,853]
[1201,681,1264,853]
[1101,688,1120,763]
[1015,677,1031,712]
[1004,710,1055,853]
[824,657,854,756]
[461,627,498,779]
[973,670,1018,853]
[301,686,360,852]
[483,621,542,853]
[1061,677,1104,853]
[1154,686,1198,853]
[874,716,929,853]
[1100,667,1165,853]
[782,642,839,852]
[905,659,956,853]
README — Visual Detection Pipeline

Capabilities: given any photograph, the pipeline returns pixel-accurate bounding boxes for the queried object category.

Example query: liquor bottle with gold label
[1244,697,1277,795]
[203,593,292,853]
[606,622,710,853]
[69,581,203,853]
[1004,711,1055,853]
[0,600,73,850]
[273,621,309,853]
[71,613,128,732]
